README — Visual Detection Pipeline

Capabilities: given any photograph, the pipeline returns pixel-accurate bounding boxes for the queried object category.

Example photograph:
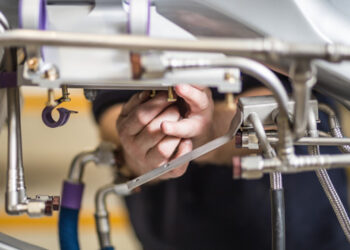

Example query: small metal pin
[46,89,56,106]
[167,87,177,102]
[27,57,39,72]
[61,85,71,102]
[150,90,156,98]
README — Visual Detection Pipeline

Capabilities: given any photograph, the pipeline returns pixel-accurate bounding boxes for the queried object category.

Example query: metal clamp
[41,106,77,128]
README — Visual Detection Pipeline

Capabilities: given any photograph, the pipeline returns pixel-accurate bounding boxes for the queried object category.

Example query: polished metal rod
[0,30,350,61]
[267,136,350,146]
[6,87,26,214]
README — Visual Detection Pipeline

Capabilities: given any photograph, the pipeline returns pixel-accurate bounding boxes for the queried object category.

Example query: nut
[27,201,45,217]
[241,155,264,179]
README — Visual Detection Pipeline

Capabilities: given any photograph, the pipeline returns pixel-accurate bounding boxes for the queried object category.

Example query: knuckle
[145,124,155,134]
[135,109,148,126]
[156,143,170,159]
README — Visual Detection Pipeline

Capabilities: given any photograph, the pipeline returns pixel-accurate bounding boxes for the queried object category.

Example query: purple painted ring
[61,181,85,210]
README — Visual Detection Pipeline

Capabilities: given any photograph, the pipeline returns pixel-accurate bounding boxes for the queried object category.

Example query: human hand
[116,91,193,179]
[161,85,215,148]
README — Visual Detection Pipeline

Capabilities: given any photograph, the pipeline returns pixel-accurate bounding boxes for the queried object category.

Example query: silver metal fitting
[241,156,264,179]
[27,201,45,218]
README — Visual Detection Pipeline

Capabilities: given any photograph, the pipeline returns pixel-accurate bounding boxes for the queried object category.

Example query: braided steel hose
[308,110,350,243]
[318,104,350,153]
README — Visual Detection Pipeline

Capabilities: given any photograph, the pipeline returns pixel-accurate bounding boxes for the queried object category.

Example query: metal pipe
[318,104,350,153]
[290,61,317,139]
[248,112,276,159]
[0,30,350,61]
[248,112,285,250]
[307,109,350,243]
[267,136,350,146]
[168,57,290,119]
[68,151,97,183]
[6,87,27,214]
[95,185,116,249]
[260,154,350,172]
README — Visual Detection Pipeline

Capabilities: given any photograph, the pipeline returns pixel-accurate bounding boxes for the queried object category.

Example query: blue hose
[59,181,85,250]
[59,207,80,250]
[102,247,115,250]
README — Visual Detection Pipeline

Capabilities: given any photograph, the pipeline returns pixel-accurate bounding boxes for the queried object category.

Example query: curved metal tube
[95,184,116,249]
[68,151,97,183]
[318,104,350,153]
[308,109,350,243]
[248,112,285,250]
[169,57,289,119]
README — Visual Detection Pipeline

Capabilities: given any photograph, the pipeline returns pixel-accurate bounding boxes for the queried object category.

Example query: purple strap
[0,72,17,88]
[61,181,85,210]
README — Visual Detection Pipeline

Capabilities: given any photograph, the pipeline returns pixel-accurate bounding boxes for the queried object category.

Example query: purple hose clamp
[61,181,85,210]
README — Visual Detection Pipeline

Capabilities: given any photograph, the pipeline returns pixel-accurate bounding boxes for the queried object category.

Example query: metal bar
[6,87,26,214]
[0,30,350,61]
[267,136,350,146]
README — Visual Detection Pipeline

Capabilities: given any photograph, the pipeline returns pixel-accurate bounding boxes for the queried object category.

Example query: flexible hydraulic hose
[318,104,350,153]
[59,181,85,250]
[308,110,350,243]
[248,112,285,250]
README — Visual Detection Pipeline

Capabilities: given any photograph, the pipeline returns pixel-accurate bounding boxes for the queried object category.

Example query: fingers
[117,91,172,136]
[145,136,181,166]
[162,139,193,179]
[134,105,181,154]
[174,84,211,113]
[161,116,203,138]
[120,91,149,117]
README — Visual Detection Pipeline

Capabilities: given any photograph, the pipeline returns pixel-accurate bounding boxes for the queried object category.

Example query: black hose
[270,189,286,250]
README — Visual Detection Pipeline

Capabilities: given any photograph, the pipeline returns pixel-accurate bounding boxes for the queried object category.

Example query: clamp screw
[150,90,156,98]
[27,57,39,71]
[167,87,177,102]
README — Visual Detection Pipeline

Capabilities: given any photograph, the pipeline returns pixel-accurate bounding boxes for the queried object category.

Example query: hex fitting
[241,156,264,179]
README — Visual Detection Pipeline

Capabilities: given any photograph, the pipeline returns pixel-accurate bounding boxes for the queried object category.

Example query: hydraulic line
[248,112,285,250]
[95,185,116,250]
[59,143,116,250]
[308,109,350,243]
[318,104,350,153]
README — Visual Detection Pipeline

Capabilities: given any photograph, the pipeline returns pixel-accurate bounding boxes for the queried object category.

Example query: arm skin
[98,86,271,178]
